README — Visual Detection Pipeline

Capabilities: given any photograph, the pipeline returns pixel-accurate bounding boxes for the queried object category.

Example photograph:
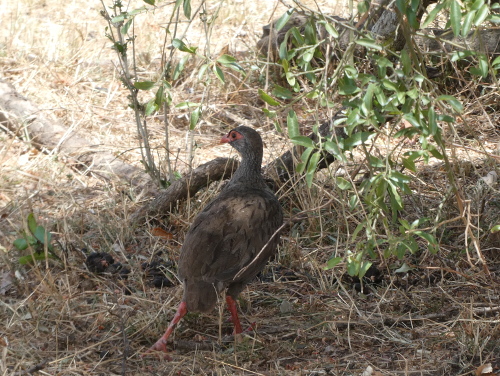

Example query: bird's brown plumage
[146,126,283,357]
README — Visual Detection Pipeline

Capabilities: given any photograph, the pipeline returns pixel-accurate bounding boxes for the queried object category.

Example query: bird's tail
[183,280,218,313]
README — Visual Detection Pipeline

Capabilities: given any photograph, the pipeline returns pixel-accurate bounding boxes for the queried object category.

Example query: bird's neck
[229,152,264,186]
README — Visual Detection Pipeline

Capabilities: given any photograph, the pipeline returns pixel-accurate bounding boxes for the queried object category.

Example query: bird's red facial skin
[221,130,244,144]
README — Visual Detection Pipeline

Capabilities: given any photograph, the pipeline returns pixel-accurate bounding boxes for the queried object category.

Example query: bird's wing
[178,188,282,286]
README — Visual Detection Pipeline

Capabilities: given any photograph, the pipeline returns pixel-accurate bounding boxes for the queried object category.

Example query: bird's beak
[220,134,231,144]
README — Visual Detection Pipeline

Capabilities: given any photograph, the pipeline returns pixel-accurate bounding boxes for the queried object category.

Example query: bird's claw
[142,340,172,361]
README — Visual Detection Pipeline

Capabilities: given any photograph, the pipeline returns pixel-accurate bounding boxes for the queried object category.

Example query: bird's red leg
[225,295,243,334]
[144,301,188,358]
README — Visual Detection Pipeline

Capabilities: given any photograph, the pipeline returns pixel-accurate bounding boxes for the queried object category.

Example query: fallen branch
[131,157,239,223]
[132,110,347,223]
[0,79,151,186]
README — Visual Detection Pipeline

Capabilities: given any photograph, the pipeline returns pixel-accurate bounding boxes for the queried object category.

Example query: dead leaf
[475,363,495,376]
[151,227,173,240]
[0,271,13,295]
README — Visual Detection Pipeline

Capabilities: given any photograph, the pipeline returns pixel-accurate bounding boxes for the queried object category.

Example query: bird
[146,126,283,357]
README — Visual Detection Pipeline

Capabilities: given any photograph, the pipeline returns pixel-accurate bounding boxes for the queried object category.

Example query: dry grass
[1,0,500,375]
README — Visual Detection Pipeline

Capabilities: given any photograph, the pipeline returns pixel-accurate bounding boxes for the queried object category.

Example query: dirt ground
[1,0,499,375]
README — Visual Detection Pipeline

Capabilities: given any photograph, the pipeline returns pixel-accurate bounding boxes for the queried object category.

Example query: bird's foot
[142,339,173,361]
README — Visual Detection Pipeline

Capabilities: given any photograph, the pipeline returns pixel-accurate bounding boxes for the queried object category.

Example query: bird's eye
[231,132,236,138]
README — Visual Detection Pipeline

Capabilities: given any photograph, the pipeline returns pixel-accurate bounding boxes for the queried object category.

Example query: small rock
[279,300,293,314]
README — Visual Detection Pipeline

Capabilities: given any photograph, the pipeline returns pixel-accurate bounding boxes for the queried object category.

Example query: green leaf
[290,27,305,45]
[346,260,359,276]
[450,0,462,37]
[198,63,209,80]
[349,195,359,211]
[27,213,37,234]
[388,181,403,210]
[291,136,314,148]
[396,0,406,14]
[258,89,280,106]
[368,156,384,168]
[361,83,376,114]
[34,226,51,244]
[189,107,201,130]
[143,0,155,4]
[436,95,463,113]
[287,110,300,138]
[19,253,49,265]
[336,177,352,190]
[275,8,294,31]
[175,102,200,109]
[111,15,126,23]
[492,56,500,68]
[394,263,412,273]
[473,4,489,25]
[358,261,373,279]
[262,108,277,118]
[217,54,237,64]
[213,65,225,83]
[13,238,28,251]
[324,256,342,270]
[343,132,375,149]
[402,157,416,172]
[278,40,289,60]
[173,55,190,80]
[382,79,399,91]
[388,171,411,184]
[183,0,191,18]
[297,147,313,174]
[324,141,346,162]
[172,38,197,54]
[121,19,133,35]
[358,0,369,13]
[491,225,500,233]
[422,1,445,27]
[128,7,147,16]
[134,81,155,90]
[306,152,321,187]
[403,114,422,129]
[426,144,444,159]
[400,50,411,75]
[273,120,282,132]
[355,38,382,51]
[428,107,438,135]
[227,61,246,75]
[461,10,475,37]
[145,99,158,116]
[451,50,476,62]
[338,77,360,95]
[324,22,339,38]
[470,54,489,77]
[414,230,437,245]
[470,0,484,11]
[272,85,293,99]
[301,47,315,63]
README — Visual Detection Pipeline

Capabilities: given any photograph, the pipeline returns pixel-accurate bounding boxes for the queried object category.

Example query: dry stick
[451,143,500,160]
[13,360,48,376]
[203,357,266,376]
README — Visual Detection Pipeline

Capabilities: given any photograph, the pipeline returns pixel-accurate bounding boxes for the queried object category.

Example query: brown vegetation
[0,0,499,376]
